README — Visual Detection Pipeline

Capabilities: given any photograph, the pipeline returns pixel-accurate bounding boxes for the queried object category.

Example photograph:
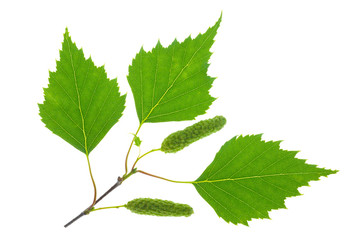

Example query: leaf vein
[41,109,85,149]
[233,181,284,209]
[87,102,120,151]
[259,178,295,195]
[157,77,212,106]
[207,136,260,180]
[146,99,213,120]
[195,172,327,184]
[196,183,239,221]
[47,95,82,131]
[83,67,103,119]
[151,45,159,106]
[65,34,89,154]
[86,83,115,140]
[167,45,175,87]
[141,23,218,123]
[229,144,277,178]
[79,59,91,96]
[257,152,293,175]
[140,50,144,121]
[50,73,78,108]
[209,182,268,218]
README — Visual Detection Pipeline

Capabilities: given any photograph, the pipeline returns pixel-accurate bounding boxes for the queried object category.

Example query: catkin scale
[161,115,226,153]
[125,198,194,217]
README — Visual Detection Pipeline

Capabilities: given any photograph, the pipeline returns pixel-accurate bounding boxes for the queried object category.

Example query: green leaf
[192,134,337,226]
[132,134,142,147]
[39,29,126,154]
[128,15,221,123]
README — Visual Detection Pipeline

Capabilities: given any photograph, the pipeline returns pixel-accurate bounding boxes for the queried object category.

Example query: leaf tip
[327,168,339,176]
[64,27,70,38]
[156,39,162,47]
[213,12,222,29]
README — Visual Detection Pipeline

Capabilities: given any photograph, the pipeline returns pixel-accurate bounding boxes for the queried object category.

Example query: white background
[0,0,360,239]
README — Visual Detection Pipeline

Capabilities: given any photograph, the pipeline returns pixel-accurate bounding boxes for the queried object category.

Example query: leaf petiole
[136,170,193,184]
[131,148,161,171]
[124,124,143,174]
[85,153,97,207]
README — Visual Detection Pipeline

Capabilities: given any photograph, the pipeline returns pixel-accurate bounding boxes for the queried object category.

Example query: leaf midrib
[65,35,89,155]
[140,23,219,123]
[194,171,326,184]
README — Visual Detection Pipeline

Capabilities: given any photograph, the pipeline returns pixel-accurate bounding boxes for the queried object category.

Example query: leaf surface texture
[193,134,337,225]
[39,29,126,154]
[128,15,221,123]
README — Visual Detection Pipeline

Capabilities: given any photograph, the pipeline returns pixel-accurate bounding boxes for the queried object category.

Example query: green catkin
[161,115,227,153]
[125,198,194,217]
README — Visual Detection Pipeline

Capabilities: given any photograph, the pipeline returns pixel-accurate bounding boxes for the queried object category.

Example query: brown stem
[64,177,123,228]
